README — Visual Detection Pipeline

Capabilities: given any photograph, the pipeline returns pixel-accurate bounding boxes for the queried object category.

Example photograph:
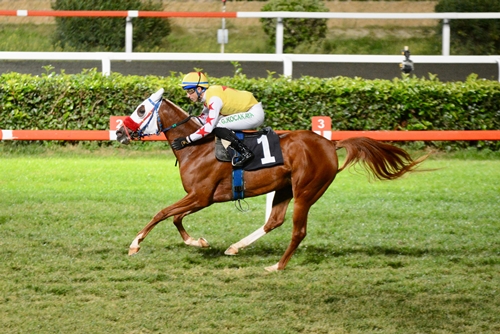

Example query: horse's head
[116,88,164,145]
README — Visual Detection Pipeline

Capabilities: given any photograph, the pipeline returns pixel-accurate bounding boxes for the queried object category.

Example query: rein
[135,98,194,139]
[157,103,198,134]
[157,113,195,135]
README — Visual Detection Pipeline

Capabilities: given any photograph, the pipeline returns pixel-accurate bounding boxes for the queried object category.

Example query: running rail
[1,10,500,55]
[2,130,500,141]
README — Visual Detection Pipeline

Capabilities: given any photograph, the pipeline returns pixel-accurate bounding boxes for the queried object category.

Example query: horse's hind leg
[173,213,209,248]
[266,181,334,272]
[225,187,292,255]
[265,199,311,272]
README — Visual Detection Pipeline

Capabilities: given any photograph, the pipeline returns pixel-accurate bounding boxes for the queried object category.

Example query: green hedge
[1,69,499,150]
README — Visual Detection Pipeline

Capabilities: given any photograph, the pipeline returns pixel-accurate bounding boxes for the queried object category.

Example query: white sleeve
[187,96,223,143]
[198,105,210,123]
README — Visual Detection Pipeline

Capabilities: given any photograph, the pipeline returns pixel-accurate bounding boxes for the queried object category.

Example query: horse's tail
[335,137,428,180]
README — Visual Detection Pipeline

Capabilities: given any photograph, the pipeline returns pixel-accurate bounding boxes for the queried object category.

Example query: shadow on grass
[180,242,489,268]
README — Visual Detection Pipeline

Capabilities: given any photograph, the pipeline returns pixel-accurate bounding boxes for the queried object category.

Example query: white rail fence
[2,10,500,55]
[238,12,500,56]
[1,52,499,81]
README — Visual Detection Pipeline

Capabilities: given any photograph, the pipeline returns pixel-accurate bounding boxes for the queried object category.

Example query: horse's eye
[137,105,146,118]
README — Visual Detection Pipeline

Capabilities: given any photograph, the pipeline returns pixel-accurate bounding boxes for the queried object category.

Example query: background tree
[435,0,500,55]
[52,0,170,52]
[260,0,328,53]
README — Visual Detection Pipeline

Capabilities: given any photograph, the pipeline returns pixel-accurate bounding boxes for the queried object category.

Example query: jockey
[171,71,265,167]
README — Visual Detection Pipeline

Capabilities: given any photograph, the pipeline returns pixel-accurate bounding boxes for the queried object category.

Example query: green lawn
[1,146,498,333]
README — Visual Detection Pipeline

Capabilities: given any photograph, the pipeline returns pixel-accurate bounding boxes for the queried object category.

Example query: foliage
[1,70,499,151]
[435,0,500,55]
[260,0,328,53]
[51,0,170,52]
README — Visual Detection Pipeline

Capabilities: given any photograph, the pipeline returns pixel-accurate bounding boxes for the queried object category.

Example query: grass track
[1,147,499,333]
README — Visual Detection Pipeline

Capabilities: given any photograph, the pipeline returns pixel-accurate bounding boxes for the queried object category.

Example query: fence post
[276,17,283,54]
[101,57,111,76]
[496,58,500,82]
[442,18,450,56]
[126,17,133,54]
[283,56,292,77]
[126,11,138,55]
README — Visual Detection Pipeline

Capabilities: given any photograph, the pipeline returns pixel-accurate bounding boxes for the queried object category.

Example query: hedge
[0,69,499,150]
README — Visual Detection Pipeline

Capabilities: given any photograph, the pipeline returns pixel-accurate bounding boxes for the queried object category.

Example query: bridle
[120,99,195,141]
[156,111,195,136]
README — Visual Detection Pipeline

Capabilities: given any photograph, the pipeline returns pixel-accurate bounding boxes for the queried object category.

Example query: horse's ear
[152,88,164,101]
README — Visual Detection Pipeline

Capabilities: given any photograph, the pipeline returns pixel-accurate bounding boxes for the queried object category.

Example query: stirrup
[232,155,246,167]
[231,153,253,167]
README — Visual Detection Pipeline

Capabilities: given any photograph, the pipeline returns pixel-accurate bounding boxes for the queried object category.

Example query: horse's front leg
[173,213,210,248]
[129,195,208,255]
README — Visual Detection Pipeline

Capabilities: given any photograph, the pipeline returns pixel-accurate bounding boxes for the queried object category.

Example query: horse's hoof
[128,247,140,256]
[224,246,238,256]
[199,238,210,248]
[185,237,210,248]
[264,263,279,272]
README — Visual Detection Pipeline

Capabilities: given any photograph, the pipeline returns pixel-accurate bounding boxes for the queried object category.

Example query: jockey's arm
[187,96,223,143]
[196,105,209,124]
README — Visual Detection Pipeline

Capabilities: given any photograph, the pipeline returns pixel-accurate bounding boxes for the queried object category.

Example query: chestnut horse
[116,89,427,271]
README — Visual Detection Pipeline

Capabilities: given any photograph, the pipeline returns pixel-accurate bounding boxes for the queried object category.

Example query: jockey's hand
[171,137,190,150]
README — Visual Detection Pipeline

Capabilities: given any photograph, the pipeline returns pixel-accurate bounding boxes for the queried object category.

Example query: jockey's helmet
[181,72,209,90]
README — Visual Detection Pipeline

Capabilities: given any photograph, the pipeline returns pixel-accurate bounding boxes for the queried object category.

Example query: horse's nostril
[118,135,129,145]
[116,128,130,145]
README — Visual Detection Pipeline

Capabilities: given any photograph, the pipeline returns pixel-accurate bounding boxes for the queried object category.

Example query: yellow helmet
[180,72,209,90]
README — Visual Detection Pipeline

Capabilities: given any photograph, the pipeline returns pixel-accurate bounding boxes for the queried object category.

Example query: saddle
[215,127,284,172]
[215,127,284,201]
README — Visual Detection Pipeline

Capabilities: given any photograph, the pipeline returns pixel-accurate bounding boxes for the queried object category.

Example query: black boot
[230,141,255,167]
[212,127,255,167]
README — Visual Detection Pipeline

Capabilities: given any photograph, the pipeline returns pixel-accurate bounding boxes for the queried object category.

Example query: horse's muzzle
[116,127,131,145]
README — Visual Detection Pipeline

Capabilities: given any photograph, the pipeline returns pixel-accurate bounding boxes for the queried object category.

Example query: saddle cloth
[215,127,284,171]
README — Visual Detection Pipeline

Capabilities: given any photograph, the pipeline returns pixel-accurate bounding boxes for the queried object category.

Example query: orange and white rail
[2,10,500,19]
[2,129,500,141]
[2,10,500,56]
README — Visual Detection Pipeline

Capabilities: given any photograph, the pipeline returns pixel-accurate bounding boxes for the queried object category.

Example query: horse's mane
[163,98,188,115]
[162,98,201,130]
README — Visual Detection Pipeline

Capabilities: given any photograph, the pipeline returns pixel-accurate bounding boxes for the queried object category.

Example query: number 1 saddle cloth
[215,127,284,171]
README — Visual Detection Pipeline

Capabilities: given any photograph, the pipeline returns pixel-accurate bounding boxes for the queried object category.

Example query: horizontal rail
[2,130,500,141]
[1,52,499,79]
[2,51,499,63]
[2,10,500,19]
[237,12,500,19]
[2,10,499,56]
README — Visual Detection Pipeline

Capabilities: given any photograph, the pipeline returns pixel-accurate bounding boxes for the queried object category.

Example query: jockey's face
[186,87,203,102]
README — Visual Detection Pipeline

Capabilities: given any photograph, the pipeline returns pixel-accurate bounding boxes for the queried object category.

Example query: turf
[0,146,499,333]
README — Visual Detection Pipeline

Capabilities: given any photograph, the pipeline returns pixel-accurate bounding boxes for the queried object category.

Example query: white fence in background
[1,52,499,81]
[2,10,500,55]
[234,12,500,56]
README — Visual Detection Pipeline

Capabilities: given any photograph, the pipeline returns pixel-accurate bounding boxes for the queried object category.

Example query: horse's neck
[161,100,214,164]
[161,99,201,138]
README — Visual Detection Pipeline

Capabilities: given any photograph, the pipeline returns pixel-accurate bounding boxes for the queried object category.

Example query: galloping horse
[116,89,427,271]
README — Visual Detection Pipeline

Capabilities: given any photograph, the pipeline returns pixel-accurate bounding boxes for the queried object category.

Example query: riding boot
[212,127,255,167]
[230,140,254,167]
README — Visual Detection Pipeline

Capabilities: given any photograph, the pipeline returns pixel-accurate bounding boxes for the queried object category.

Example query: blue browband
[136,98,163,138]
[136,98,195,139]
